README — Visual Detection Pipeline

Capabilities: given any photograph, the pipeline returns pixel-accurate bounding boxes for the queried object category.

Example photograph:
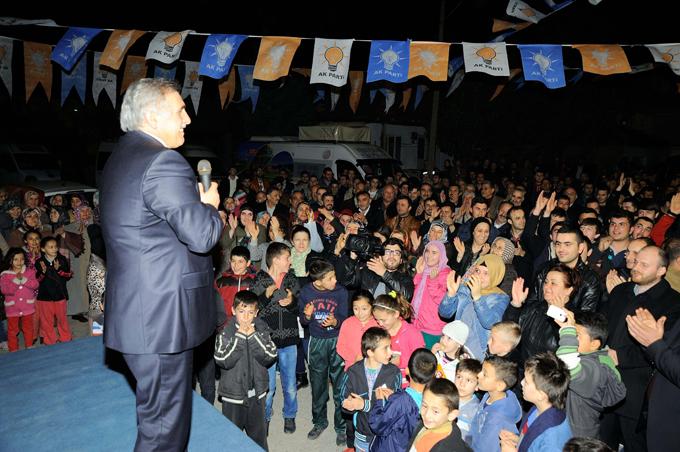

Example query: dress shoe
[284,418,296,433]
[307,424,326,440]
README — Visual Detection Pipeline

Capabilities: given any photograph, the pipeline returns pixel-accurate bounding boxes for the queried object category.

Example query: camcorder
[345,233,385,261]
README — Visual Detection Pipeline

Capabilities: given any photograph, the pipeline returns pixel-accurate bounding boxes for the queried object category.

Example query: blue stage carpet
[0,337,263,451]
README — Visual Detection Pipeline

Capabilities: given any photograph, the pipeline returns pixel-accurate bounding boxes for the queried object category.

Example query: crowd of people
[2,153,680,452]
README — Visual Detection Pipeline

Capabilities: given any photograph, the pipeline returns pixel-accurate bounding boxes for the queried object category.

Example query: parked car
[0,143,61,184]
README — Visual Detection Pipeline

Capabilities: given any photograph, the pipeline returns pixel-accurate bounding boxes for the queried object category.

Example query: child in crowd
[216,246,256,320]
[0,248,39,351]
[372,291,425,387]
[34,236,72,344]
[454,358,482,443]
[299,258,348,445]
[469,356,522,452]
[340,327,402,452]
[499,352,572,452]
[555,310,626,439]
[369,348,438,452]
[214,290,277,450]
[486,321,522,359]
[432,320,474,382]
[407,378,472,452]
[337,290,378,371]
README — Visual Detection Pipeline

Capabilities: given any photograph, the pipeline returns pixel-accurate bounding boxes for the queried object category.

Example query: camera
[345,233,385,261]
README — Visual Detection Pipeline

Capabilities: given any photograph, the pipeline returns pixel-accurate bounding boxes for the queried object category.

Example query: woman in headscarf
[63,204,92,320]
[1,198,22,239]
[438,253,510,359]
[412,240,452,349]
[411,220,456,268]
[489,236,518,295]
[451,217,492,276]
[6,207,50,248]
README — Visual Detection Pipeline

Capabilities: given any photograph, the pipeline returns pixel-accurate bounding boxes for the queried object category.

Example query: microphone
[197,159,212,192]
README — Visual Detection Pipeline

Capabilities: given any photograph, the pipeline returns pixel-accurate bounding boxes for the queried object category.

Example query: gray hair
[119,78,180,132]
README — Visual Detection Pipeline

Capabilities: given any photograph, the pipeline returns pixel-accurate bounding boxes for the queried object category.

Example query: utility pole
[426,0,446,171]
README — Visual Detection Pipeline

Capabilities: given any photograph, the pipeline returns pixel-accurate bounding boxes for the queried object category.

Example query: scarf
[412,240,449,317]
[290,246,311,277]
[476,254,506,296]
[492,237,515,265]
[424,220,448,245]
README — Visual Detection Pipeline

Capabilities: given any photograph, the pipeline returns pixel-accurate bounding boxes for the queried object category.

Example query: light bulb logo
[268,45,286,70]
[163,33,183,52]
[416,50,438,69]
[116,31,133,52]
[69,35,87,56]
[214,39,234,67]
[661,52,674,63]
[476,47,497,65]
[520,7,536,18]
[324,46,344,72]
[189,70,199,86]
[380,47,399,70]
[591,49,610,68]
[31,51,47,71]
[531,51,553,76]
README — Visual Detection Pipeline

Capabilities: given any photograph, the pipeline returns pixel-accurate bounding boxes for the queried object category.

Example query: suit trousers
[124,349,193,452]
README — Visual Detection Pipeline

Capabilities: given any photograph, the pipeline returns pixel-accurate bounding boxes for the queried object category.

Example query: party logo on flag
[24,41,53,101]
[61,56,87,105]
[100,30,145,70]
[146,30,192,65]
[574,45,631,75]
[52,27,101,71]
[367,40,409,83]
[408,42,450,81]
[182,61,203,113]
[253,37,301,81]
[646,45,680,76]
[199,34,247,79]
[92,52,116,106]
[519,45,565,88]
[463,42,510,76]
[311,38,353,87]
[506,0,546,23]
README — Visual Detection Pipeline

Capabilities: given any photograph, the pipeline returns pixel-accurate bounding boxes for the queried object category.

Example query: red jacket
[215,267,257,319]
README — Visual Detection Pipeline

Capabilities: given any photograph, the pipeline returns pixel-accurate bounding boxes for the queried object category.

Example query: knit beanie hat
[441,320,469,345]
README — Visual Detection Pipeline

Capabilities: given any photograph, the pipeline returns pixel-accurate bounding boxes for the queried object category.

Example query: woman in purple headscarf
[411,240,452,348]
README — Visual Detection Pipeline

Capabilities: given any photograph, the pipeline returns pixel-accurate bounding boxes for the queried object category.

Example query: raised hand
[446,270,462,295]
[278,289,293,306]
[606,269,627,293]
[367,256,387,277]
[410,230,422,251]
[265,284,277,298]
[532,192,549,216]
[510,277,528,308]
[544,192,557,217]
[626,308,666,347]
[671,192,680,215]
[415,256,425,274]
[304,303,314,319]
[481,243,490,255]
[453,237,465,256]
[467,275,482,300]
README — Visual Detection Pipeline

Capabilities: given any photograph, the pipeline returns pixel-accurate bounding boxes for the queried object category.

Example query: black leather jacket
[337,253,414,301]
[528,259,603,312]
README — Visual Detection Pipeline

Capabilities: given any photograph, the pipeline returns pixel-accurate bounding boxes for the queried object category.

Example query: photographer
[336,236,414,301]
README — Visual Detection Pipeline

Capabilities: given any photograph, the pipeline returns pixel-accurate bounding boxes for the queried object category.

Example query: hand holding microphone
[197,159,220,209]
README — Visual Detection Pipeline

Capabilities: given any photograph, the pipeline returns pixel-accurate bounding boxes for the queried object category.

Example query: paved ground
[1,318,344,452]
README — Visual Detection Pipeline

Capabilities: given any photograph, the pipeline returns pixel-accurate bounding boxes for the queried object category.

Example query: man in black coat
[601,246,680,452]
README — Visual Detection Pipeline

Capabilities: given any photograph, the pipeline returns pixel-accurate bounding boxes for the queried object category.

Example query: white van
[249,141,401,180]
[0,143,61,184]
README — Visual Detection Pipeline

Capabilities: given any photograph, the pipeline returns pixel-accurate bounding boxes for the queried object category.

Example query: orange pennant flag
[348,71,363,114]
[489,68,521,101]
[492,19,531,33]
[24,41,52,102]
[100,30,145,70]
[253,37,301,81]
[218,67,236,109]
[574,45,631,75]
[401,88,412,110]
[120,55,148,94]
[408,42,450,81]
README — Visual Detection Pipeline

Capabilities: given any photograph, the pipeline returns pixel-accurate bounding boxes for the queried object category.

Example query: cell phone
[546,305,567,322]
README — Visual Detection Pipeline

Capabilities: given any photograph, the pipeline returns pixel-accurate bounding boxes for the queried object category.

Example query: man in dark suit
[100,78,224,452]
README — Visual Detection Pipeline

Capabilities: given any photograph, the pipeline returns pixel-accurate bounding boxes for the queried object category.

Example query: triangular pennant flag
[154,65,177,81]
[236,65,259,113]
[199,34,247,79]
[568,69,584,85]
[491,24,532,43]
[314,88,325,104]
[493,19,519,33]
[218,67,236,109]
[448,56,464,77]
[51,27,101,71]
[380,88,396,113]
[61,55,87,105]
[100,30,145,70]
[506,0,546,23]
[348,71,363,114]
[407,42,450,81]
[463,42,510,76]
[181,61,203,113]
[92,52,116,106]
[490,68,522,101]
[253,37,301,81]
[401,88,412,110]
[24,41,52,102]
[367,40,410,83]
[646,45,680,76]
[291,68,311,77]
[330,91,340,111]
[574,45,631,75]
[369,88,377,104]
[121,55,148,94]
[445,70,465,97]
[146,30,192,64]
[0,37,13,96]
[415,85,429,108]
[519,44,565,89]
[311,38,353,87]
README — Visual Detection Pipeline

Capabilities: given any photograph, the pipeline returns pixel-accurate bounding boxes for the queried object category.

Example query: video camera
[345,233,385,261]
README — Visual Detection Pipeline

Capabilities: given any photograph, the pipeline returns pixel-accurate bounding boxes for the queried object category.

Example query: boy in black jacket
[340,327,402,452]
[215,290,277,450]
[35,236,72,345]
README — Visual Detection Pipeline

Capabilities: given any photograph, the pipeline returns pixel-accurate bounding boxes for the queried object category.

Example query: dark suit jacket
[101,131,223,354]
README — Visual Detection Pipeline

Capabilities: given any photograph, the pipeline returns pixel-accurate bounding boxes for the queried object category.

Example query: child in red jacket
[216,246,256,323]
[1,248,40,351]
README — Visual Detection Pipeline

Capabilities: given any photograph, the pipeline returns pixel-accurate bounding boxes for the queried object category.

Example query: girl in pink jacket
[336,290,378,371]
[1,248,39,352]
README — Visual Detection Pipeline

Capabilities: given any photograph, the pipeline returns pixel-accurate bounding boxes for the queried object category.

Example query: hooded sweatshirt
[469,390,522,452]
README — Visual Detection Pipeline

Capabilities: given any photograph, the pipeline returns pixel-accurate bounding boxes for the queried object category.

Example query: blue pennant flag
[369,88,377,104]
[314,89,325,104]
[236,65,259,113]
[366,40,409,83]
[61,56,87,105]
[52,27,102,71]
[518,45,565,89]
[154,65,177,81]
[199,34,247,79]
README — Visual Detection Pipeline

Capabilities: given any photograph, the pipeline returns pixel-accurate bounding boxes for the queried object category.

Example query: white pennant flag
[463,42,510,76]
[381,88,395,113]
[311,38,353,87]
[646,45,680,76]
[92,52,117,106]
[146,30,192,64]
[506,0,546,23]
[181,61,203,113]
[0,37,13,96]
[330,91,340,111]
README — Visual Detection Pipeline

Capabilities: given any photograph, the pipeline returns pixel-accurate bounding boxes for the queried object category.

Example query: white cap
[441,320,469,345]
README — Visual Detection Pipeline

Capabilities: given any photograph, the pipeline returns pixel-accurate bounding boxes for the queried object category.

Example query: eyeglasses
[384,249,402,256]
